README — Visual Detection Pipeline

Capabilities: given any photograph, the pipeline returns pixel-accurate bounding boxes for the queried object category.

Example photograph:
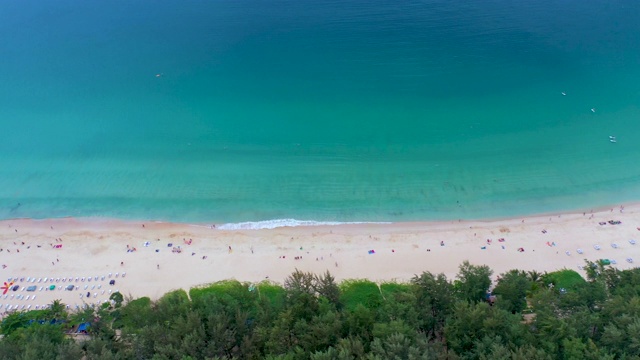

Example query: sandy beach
[1,204,639,313]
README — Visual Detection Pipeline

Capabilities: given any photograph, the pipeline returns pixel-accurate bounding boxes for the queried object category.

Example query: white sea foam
[217,219,390,230]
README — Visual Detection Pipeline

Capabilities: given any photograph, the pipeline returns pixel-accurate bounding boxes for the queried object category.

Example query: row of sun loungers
[3,286,115,298]
[1,301,113,312]
[1,273,124,314]
[7,272,126,284]
[566,239,636,268]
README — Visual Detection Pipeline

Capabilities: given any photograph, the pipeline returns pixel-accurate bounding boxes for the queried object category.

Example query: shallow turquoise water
[1,0,640,223]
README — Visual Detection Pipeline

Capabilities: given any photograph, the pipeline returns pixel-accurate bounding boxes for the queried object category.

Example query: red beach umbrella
[1,281,14,295]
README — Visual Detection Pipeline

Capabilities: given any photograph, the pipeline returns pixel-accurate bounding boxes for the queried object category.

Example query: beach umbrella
[1,281,14,295]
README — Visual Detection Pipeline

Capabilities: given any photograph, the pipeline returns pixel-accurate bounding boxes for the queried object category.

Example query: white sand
[0,204,639,313]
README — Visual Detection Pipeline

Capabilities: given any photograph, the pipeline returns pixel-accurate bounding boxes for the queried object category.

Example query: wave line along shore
[0,203,639,312]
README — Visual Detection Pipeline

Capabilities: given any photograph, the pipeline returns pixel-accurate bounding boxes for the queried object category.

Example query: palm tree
[49,299,67,320]
[526,270,546,298]
[527,270,543,284]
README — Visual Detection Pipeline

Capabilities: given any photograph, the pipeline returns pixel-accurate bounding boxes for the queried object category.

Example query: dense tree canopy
[1,261,639,359]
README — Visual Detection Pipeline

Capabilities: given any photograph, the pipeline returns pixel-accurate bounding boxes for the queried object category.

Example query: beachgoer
[157,264,159,269]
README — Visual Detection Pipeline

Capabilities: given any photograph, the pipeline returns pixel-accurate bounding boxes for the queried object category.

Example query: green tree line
[1,259,640,359]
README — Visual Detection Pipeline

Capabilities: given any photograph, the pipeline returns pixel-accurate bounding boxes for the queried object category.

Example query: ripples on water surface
[0,0,639,222]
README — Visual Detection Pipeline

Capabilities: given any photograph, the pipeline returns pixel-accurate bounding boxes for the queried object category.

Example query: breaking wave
[217,218,390,230]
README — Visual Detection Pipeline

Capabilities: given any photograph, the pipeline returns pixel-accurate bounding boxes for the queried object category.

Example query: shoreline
[1,199,636,230]
[0,203,638,314]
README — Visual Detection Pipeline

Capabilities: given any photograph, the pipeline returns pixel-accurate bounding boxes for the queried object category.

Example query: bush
[340,280,382,311]
[543,269,585,291]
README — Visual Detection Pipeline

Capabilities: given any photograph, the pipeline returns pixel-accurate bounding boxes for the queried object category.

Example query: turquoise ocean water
[1,0,640,225]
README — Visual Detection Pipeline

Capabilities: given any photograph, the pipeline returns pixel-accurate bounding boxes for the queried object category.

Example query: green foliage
[258,281,287,309]
[411,271,454,337]
[339,280,382,311]
[493,269,531,313]
[542,269,586,291]
[1,301,69,337]
[4,267,640,359]
[189,279,244,302]
[444,301,524,355]
[115,296,152,330]
[315,271,342,310]
[379,282,413,297]
[109,291,124,307]
[455,261,493,304]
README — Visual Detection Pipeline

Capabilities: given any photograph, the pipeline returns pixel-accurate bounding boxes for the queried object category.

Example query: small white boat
[591,108,596,113]
[561,92,566,96]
